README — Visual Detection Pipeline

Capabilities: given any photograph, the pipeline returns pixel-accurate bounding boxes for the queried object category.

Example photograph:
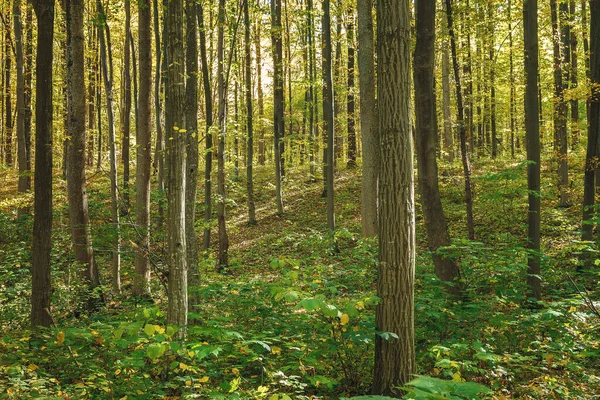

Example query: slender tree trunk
[373,0,415,393]
[446,0,475,240]
[156,0,167,230]
[185,0,200,309]
[414,0,461,294]
[357,0,377,238]
[66,0,100,307]
[489,1,498,158]
[97,0,121,293]
[245,0,256,225]
[255,22,265,166]
[4,2,13,167]
[198,3,214,251]
[272,0,285,215]
[166,0,188,335]
[570,0,579,149]
[96,62,102,169]
[346,3,356,168]
[306,0,316,180]
[217,0,230,269]
[23,4,32,176]
[15,0,30,215]
[551,0,570,207]
[30,0,54,329]
[134,0,152,297]
[441,40,454,162]
[509,0,517,157]
[121,0,132,211]
[87,17,96,167]
[323,0,335,232]
[284,0,293,171]
[524,0,541,300]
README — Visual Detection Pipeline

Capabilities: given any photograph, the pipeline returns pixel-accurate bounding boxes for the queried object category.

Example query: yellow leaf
[185,380,192,386]
[57,331,65,344]
[569,306,577,313]
[27,363,39,372]
[433,367,440,376]
[545,354,555,363]
[452,371,462,382]
[154,325,165,334]
[136,390,144,395]
[169,137,174,140]
[199,376,209,383]
[179,363,188,371]
[96,337,105,345]
[271,346,281,355]
[340,314,350,325]
[232,367,240,376]
[187,350,195,358]
[115,369,121,375]
[173,126,180,131]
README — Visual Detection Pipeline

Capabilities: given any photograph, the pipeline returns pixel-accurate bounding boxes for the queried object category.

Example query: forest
[0,0,599,398]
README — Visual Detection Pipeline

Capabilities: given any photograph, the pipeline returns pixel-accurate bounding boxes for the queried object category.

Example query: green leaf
[146,343,166,360]
[297,298,324,312]
[144,324,156,336]
[321,304,339,318]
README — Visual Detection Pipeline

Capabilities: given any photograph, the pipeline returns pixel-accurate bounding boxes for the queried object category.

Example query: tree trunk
[582,0,599,250]
[15,0,30,215]
[414,0,462,294]
[372,0,416,394]
[272,0,284,215]
[30,0,54,329]
[24,4,32,176]
[441,39,454,162]
[121,0,132,211]
[97,0,121,293]
[524,0,541,300]
[570,0,579,149]
[166,0,188,335]
[323,0,335,232]
[255,22,266,166]
[198,3,214,251]
[306,0,316,180]
[357,0,378,238]
[489,1,498,158]
[185,0,200,310]
[133,0,152,297]
[446,0,475,240]
[4,1,13,167]
[509,0,517,157]
[551,0,570,207]
[86,17,96,167]
[244,0,256,225]
[346,3,356,168]
[217,0,230,269]
[66,0,100,308]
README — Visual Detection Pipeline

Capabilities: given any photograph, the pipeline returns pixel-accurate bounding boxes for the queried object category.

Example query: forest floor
[0,153,599,399]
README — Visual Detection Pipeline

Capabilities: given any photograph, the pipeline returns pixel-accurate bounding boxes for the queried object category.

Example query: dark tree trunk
[244,0,256,225]
[15,0,30,215]
[272,0,284,214]
[414,0,462,294]
[346,3,356,168]
[121,0,132,211]
[4,2,13,167]
[323,0,335,232]
[524,0,541,300]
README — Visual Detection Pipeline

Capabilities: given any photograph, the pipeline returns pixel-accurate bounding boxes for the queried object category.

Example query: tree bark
[372,0,416,394]
[4,0,13,167]
[524,0,541,300]
[346,3,356,168]
[166,0,188,335]
[121,0,132,211]
[357,0,378,238]
[15,0,30,215]
[244,0,256,225]
[441,39,454,162]
[30,0,54,329]
[255,22,266,166]
[323,0,335,232]
[272,0,284,215]
[414,0,462,294]
[134,0,152,297]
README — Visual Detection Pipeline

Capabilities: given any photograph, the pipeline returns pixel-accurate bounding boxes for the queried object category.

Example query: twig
[567,273,600,319]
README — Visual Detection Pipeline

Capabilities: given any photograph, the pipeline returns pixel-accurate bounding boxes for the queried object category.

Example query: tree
[524,0,541,300]
[134,0,152,297]
[372,0,416,395]
[346,3,356,168]
[30,0,55,328]
[3,0,13,167]
[272,0,284,215]
[97,0,121,293]
[66,0,99,306]
[121,0,132,210]
[357,0,378,238]
[414,0,461,293]
[244,0,256,225]
[323,0,335,232]
[165,0,188,334]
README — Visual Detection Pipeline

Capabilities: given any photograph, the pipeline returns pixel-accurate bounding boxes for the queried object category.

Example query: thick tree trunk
[121,0,132,211]
[66,0,99,307]
[372,0,416,394]
[414,0,461,294]
[441,40,454,162]
[185,0,200,310]
[509,0,517,157]
[346,3,356,168]
[306,0,316,180]
[244,0,256,225]
[357,0,378,238]
[524,0,541,300]
[23,5,32,176]
[97,0,121,293]
[30,0,54,329]
[134,0,152,297]
[166,0,188,335]
[86,19,96,167]
[272,0,285,215]
[446,0,475,240]
[198,3,214,251]
[4,2,13,167]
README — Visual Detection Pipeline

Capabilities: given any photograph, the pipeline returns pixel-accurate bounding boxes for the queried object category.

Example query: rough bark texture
[255,22,266,166]
[66,0,99,306]
[446,0,475,240]
[121,0,131,210]
[15,0,30,213]
[570,0,579,149]
[441,41,454,162]
[272,0,284,215]
[4,2,13,166]
[414,0,461,293]
[166,0,188,334]
[346,3,356,168]
[244,0,256,225]
[323,0,335,232]
[30,0,54,329]
[185,0,200,311]
[524,0,541,300]
[306,0,316,180]
[134,0,152,297]
[372,0,416,394]
[357,0,378,238]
